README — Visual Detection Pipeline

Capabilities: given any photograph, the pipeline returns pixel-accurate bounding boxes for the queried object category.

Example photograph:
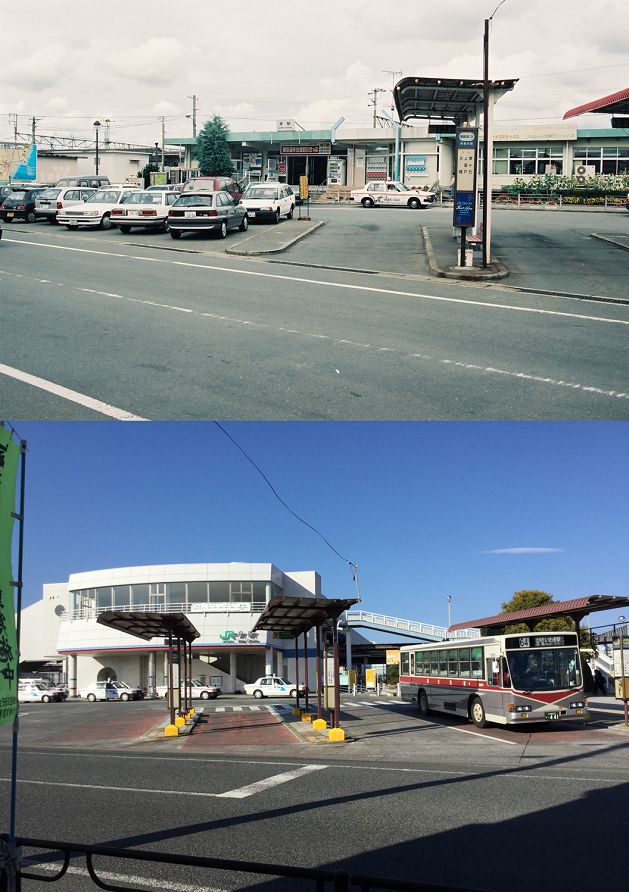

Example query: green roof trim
[165,129,332,146]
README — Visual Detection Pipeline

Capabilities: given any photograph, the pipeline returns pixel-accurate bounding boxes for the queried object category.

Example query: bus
[399,632,588,728]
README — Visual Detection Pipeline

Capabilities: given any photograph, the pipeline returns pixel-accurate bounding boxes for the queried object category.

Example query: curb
[421,226,509,281]
[590,232,629,254]
[225,220,325,256]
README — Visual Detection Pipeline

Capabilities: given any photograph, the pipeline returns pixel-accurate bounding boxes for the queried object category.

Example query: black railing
[1,836,485,892]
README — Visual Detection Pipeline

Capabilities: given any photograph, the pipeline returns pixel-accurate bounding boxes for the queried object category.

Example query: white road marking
[4,238,629,326]
[21,861,223,891]
[0,765,327,799]
[0,362,147,420]
[445,725,519,745]
[216,764,327,799]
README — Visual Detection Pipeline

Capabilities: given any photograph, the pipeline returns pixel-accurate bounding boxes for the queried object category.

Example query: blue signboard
[454,191,475,227]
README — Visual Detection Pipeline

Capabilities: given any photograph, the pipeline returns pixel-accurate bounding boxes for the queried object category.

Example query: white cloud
[109,38,187,85]
[482,547,564,554]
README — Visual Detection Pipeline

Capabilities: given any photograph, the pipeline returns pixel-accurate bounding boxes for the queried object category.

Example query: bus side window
[471,647,483,678]
[501,657,511,687]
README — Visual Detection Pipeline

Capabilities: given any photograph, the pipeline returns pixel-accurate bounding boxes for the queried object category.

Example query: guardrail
[1,836,485,891]
[345,611,479,640]
[491,191,627,207]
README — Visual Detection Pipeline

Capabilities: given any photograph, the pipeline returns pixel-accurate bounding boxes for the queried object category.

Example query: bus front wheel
[418,690,430,717]
[470,697,487,728]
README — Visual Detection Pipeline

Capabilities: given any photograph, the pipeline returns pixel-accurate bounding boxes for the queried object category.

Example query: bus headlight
[508,704,532,713]
[569,701,585,709]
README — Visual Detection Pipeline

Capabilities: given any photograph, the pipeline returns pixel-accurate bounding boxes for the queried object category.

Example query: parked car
[112,681,144,701]
[110,189,179,233]
[55,175,111,189]
[18,681,64,703]
[57,186,140,230]
[35,186,96,223]
[180,176,243,202]
[349,181,435,209]
[240,182,295,223]
[168,190,248,239]
[145,184,182,193]
[0,187,48,223]
[79,681,119,701]
[155,679,221,700]
[243,676,306,698]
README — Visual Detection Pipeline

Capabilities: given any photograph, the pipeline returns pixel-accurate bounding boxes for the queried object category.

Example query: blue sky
[6,421,629,632]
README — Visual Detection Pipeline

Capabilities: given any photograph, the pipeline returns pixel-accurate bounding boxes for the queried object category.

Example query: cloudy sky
[2,0,628,147]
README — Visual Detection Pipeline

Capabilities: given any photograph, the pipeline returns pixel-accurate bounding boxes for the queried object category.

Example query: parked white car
[79,681,119,701]
[239,182,295,223]
[155,678,221,700]
[35,186,97,223]
[18,681,64,703]
[349,181,435,209]
[110,189,179,233]
[243,676,305,698]
[57,185,141,230]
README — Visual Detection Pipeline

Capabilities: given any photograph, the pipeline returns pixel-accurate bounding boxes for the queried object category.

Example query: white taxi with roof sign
[349,181,435,209]
[243,676,306,698]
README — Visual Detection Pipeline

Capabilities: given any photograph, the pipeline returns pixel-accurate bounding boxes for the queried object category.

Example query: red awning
[564,87,629,119]
[449,595,629,632]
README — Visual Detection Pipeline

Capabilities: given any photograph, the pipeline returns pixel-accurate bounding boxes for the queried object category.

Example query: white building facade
[21,563,323,695]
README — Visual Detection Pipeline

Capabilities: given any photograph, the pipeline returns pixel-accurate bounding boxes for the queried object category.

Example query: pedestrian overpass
[342,610,480,642]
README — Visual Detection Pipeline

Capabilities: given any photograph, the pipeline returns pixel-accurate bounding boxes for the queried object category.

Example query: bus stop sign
[453,127,478,228]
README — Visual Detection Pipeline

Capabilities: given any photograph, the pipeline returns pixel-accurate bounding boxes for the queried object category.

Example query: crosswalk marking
[216,765,327,799]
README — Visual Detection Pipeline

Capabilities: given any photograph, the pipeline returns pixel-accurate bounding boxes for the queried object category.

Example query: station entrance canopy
[96,611,200,642]
[253,596,359,636]
[448,595,629,636]
[564,87,629,120]
[394,76,517,124]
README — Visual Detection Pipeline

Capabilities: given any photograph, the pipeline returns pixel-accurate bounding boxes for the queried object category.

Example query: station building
[19,563,323,695]
[166,121,629,192]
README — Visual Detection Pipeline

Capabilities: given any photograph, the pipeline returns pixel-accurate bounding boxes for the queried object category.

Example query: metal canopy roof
[96,611,200,643]
[253,596,360,636]
[449,595,629,633]
[564,87,629,120]
[394,76,518,124]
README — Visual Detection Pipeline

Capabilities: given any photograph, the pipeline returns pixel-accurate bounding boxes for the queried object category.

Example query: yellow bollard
[328,727,345,742]
[164,724,179,737]
[292,706,302,716]
[312,718,327,731]
[188,707,195,717]
[175,715,185,728]
[301,713,313,722]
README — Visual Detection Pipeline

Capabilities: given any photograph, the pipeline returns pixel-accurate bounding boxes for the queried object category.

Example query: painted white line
[21,861,222,892]
[0,362,146,420]
[216,764,327,799]
[5,238,629,327]
[215,707,226,712]
[231,706,243,712]
[446,725,519,745]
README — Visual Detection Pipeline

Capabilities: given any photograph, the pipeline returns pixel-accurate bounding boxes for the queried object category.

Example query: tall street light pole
[93,120,101,175]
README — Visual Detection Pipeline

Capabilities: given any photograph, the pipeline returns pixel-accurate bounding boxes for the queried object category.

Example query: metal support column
[294,635,300,710]
[332,620,341,729]
[315,624,323,719]
[167,631,175,727]
[303,630,309,711]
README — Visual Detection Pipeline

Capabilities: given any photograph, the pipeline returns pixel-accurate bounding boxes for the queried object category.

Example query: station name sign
[281,142,331,156]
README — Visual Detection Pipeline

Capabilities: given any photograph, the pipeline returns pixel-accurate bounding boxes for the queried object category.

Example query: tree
[501,589,574,634]
[196,115,234,177]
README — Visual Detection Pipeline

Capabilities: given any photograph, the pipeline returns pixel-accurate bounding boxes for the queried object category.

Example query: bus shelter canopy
[448,595,629,634]
[394,76,518,124]
[96,611,200,642]
[253,596,359,636]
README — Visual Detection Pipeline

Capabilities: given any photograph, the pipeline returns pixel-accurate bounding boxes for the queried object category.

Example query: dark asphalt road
[1,217,628,420]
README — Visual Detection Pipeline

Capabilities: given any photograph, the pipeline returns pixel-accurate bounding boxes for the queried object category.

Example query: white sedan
[349,181,435,209]
[239,182,295,223]
[154,679,221,700]
[110,190,179,233]
[57,186,141,230]
[243,676,305,698]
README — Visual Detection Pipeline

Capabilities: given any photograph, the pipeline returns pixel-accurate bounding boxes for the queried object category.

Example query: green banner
[0,427,19,726]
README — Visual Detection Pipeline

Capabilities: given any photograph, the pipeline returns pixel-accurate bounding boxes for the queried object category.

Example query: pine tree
[196,115,234,177]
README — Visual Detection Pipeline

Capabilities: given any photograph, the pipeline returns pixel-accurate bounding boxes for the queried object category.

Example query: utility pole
[382,70,402,115]
[9,113,18,141]
[187,94,198,138]
[31,116,38,144]
[368,88,387,127]
[160,116,165,172]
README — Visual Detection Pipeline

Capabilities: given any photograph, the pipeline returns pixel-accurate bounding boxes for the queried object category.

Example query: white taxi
[349,181,435,209]
[57,185,141,230]
[243,676,306,698]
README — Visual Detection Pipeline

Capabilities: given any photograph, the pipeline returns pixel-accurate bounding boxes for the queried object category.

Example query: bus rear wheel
[470,697,487,728]
[418,690,430,717]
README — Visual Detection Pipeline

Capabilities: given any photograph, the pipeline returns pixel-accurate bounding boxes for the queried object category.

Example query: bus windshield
[507,647,581,692]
